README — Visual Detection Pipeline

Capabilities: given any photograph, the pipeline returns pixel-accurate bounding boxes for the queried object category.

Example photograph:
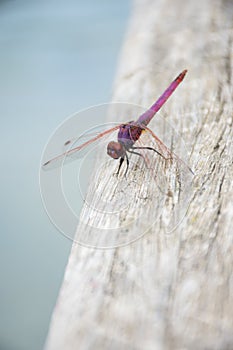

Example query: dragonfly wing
[42,124,120,170]
[142,126,193,175]
[62,130,112,152]
[135,126,173,159]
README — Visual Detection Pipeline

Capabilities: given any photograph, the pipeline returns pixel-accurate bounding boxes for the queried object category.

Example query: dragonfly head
[107,141,125,159]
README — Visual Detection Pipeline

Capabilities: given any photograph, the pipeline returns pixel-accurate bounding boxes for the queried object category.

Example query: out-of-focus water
[0,1,130,349]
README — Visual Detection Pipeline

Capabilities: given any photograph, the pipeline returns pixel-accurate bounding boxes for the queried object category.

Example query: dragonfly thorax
[117,122,143,149]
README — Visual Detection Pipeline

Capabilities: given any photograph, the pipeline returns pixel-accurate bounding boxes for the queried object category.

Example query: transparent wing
[62,130,108,152]
[137,126,194,234]
[140,125,194,175]
[127,128,171,188]
[42,124,120,170]
[125,125,193,182]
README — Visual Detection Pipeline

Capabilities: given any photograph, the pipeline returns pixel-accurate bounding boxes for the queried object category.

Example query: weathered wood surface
[45,0,233,349]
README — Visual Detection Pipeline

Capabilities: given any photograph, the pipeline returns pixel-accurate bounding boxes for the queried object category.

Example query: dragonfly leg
[124,153,129,177]
[131,146,170,160]
[127,149,147,167]
[116,157,125,176]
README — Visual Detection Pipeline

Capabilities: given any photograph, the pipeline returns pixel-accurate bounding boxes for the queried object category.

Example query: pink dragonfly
[43,70,191,175]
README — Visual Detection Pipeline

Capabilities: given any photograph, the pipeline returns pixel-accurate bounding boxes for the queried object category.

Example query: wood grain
[45,0,233,349]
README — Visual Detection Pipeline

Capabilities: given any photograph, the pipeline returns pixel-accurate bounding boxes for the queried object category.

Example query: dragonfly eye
[107,141,124,159]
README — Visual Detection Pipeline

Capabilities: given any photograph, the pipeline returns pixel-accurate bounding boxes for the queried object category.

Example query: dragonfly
[43,70,190,175]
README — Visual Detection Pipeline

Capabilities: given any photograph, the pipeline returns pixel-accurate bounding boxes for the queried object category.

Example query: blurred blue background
[0,1,130,349]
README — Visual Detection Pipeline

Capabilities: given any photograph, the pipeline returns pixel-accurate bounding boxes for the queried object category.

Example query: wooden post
[45,0,233,349]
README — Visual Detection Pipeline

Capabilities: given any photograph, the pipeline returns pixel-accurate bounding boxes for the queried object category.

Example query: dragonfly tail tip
[177,69,188,83]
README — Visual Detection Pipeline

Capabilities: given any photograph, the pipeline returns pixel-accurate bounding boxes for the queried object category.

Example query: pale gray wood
[45,0,233,349]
